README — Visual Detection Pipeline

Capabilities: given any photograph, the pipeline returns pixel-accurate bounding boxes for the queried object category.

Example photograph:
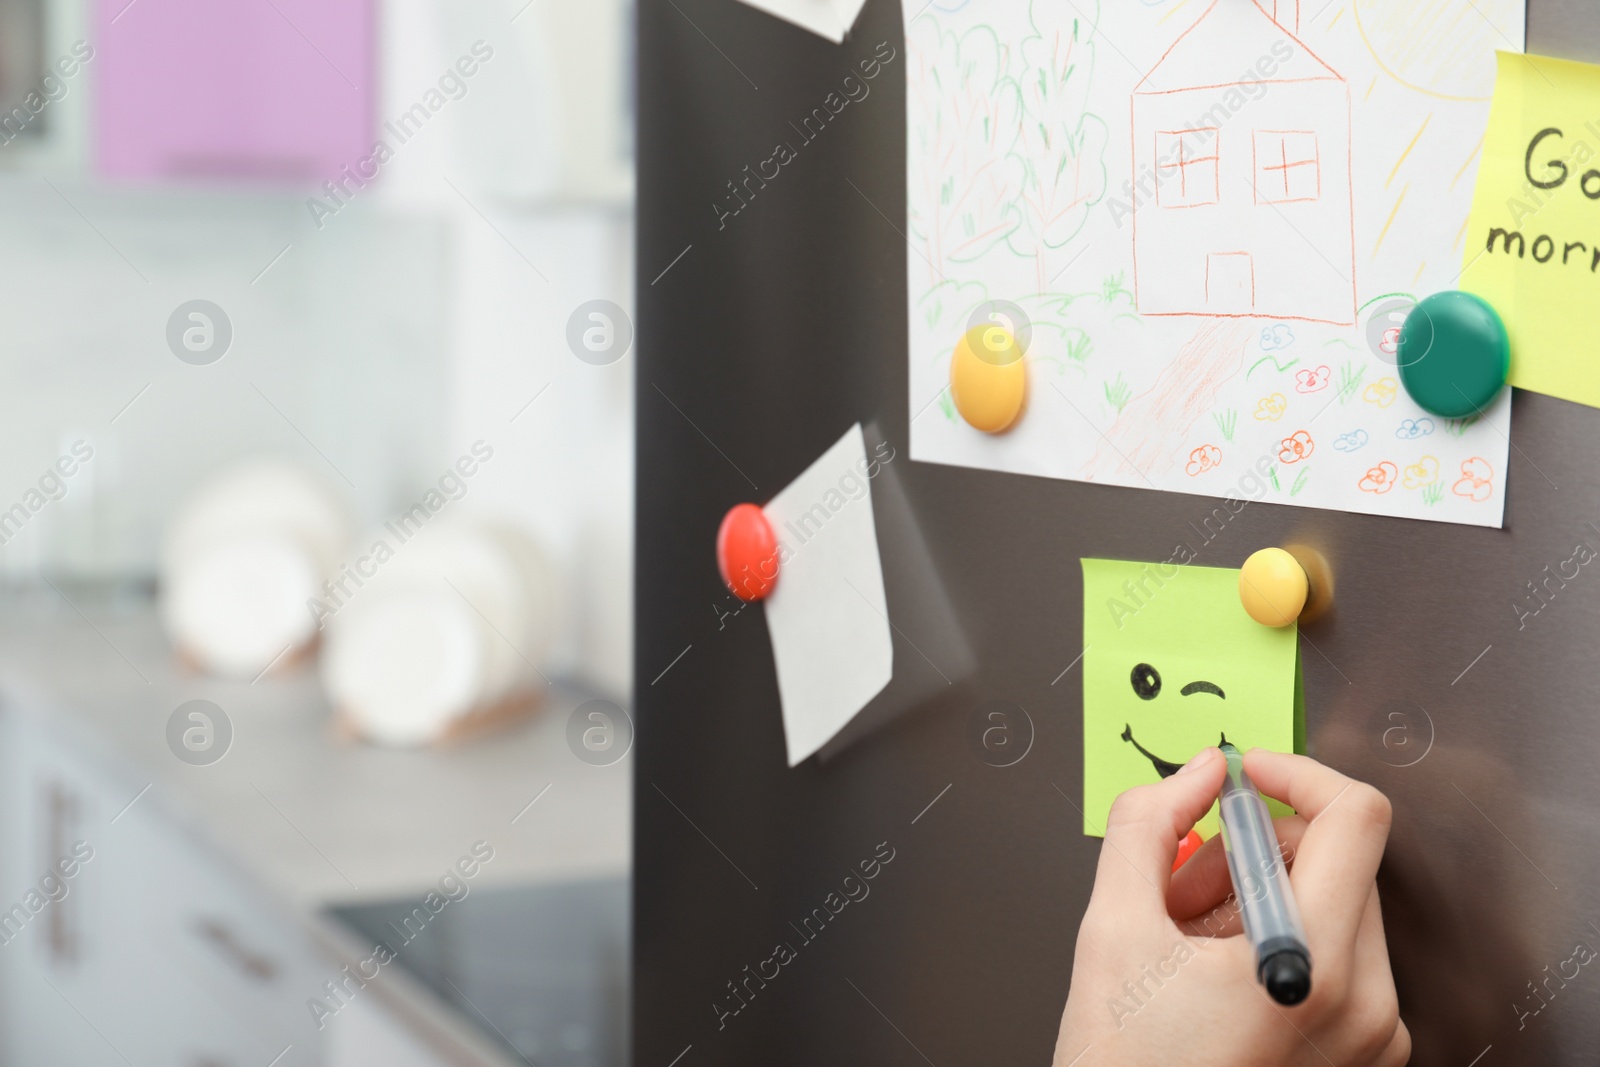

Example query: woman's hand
[1052,747,1409,1067]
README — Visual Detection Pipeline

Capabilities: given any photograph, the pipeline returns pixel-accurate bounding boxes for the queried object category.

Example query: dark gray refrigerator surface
[636,1,1600,1064]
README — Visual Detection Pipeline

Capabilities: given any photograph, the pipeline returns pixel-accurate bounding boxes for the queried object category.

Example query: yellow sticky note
[1462,52,1600,409]
[1081,560,1298,839]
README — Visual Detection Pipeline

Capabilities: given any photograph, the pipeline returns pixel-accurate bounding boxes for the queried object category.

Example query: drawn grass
[1247,355,1298,380]
[1444,414,1480,436]
[1101,271,1133,306]
[1336,360,1366,404]
[1290,468,1309,497]
[1064,328,1093,363]
[1213,406,1238,442]
[1422,481,1444,506]
[1033,355,1068,373]
[1268,465,1280,491]
[1104,373,1132,413]
[938,390,956,423]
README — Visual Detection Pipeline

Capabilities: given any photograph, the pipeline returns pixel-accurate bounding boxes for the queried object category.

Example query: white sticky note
[763,424,893,765]
[733,0,867,43]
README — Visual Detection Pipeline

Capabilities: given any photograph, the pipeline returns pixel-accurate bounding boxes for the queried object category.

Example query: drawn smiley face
[1120,661,1229,779]
[1080,560,1298,839]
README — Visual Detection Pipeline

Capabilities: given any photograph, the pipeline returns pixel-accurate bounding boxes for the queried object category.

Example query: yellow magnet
[1239,547,1309,628]
[949,325,1026,433]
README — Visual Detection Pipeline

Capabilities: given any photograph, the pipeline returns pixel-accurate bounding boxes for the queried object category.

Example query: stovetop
[327,878,628,1066]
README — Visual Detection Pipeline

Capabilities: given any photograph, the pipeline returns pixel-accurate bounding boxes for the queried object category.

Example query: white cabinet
[323,997,454,1067]
[0,708,333,1066]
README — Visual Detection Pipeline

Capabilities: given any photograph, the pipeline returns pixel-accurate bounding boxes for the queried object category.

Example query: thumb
[1090,747,1225,915]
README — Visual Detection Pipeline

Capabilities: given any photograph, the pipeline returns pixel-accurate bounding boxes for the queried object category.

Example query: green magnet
[1395,290,1510,419]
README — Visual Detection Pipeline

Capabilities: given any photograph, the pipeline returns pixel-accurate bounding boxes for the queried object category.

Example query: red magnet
[717,503,780,601]
[1173,829,1203,872]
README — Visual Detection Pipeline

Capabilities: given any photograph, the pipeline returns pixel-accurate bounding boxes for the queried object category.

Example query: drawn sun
[1352,0,1519,102]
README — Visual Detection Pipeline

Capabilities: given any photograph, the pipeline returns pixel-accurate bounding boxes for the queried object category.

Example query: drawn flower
[1253,393,1288,422]
[1363,378,1399,408]
[1260,324,1294,351]
[1453,457,1495,502]
[1363,296,1416,360]
[1395,418,1435,440]
[1186,444,1222,476]
[1359,461,1399,495]
[1277,430,1314,464]
[1403,456,1439,489]
[1295,366,1331,393]
[1333,429,1369,453]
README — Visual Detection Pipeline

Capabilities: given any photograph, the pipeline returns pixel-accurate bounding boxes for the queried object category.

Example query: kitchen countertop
[0,586,630,1066]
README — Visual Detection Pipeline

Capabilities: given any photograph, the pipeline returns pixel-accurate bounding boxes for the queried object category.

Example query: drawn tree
[907,16,1027,286]
[1008,0,1110,294]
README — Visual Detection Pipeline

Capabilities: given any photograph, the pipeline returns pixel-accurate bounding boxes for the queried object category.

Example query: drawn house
[1131,0,1356,325]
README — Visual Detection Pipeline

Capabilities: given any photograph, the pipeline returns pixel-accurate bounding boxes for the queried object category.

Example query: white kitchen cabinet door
[0,707,330,1066]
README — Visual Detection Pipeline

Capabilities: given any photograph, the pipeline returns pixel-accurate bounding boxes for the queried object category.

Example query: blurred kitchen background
[0,0,634,1063]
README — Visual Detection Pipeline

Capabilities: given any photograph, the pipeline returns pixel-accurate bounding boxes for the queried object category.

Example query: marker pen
[1217,742,1312,1005]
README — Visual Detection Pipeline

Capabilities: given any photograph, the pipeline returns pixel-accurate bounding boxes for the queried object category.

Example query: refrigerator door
[636,2,1600,1064]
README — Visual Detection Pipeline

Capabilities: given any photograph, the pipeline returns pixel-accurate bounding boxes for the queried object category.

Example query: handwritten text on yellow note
[1462,52,1600,409]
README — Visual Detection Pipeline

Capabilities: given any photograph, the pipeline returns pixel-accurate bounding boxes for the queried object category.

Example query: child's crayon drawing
[905,0,1519,527]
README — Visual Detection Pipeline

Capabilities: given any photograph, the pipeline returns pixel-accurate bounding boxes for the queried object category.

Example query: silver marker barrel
[1217,742,1312,1005]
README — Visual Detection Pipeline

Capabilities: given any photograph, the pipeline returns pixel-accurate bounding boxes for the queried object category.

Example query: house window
[1154,129,1219,208]
[1254,131,1320,203]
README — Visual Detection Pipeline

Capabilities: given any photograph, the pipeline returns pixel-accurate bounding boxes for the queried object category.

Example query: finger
[1350,884,1394,984]
[1242,749,1392,947]
[1345,888,1405,1066]
[1349,886,1399,1013]
[1091,747,1226,915]
[1168,814,1308,923]
[1375,1019,1411,1067]
[1179,905,1243,939]
[1172,818,1308,939]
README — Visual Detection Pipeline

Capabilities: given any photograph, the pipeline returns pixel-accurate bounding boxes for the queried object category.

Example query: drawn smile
[1122,725,1229,779]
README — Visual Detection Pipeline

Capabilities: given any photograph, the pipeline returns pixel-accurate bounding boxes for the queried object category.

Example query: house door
[1205,252,1255,314]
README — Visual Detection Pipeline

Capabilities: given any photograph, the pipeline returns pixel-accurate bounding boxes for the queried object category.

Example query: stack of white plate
[161,462,350,680]
[322,519,557,746]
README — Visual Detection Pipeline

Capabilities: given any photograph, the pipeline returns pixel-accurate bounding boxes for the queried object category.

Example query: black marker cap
[1260,948,1312,1006]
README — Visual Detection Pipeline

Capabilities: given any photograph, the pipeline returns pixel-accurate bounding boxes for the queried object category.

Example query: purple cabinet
[93,0,374,184]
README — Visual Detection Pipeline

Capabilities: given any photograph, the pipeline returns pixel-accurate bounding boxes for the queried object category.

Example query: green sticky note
[1081,559,1300,839]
